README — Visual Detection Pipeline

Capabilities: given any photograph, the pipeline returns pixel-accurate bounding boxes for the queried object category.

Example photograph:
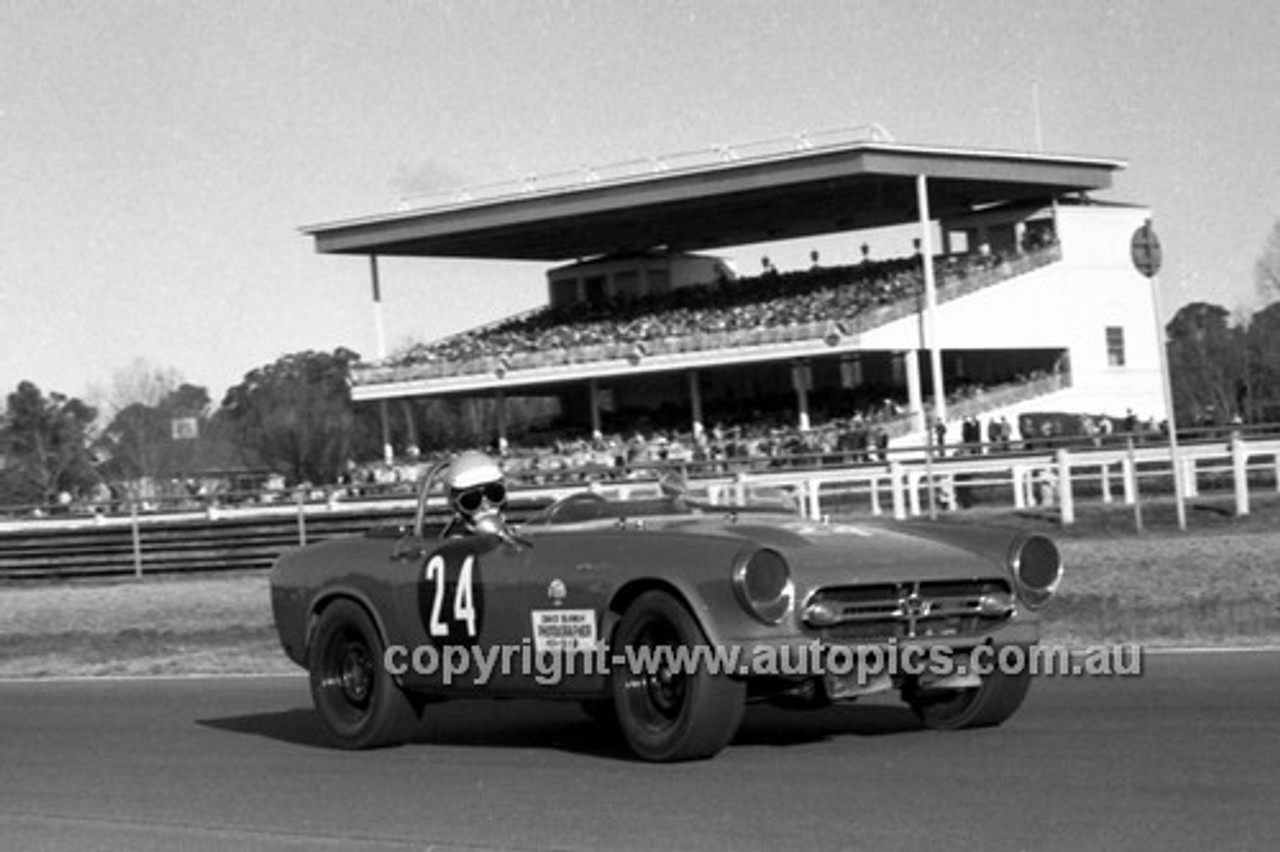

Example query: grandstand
[302,127,1164,459]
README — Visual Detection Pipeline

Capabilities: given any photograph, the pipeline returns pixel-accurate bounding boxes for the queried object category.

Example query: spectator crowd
[382,245,1033,371]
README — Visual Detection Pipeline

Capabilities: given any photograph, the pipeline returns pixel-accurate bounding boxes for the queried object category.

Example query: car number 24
[419,552,482,642]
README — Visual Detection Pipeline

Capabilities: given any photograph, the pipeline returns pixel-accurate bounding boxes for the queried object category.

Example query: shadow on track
[734,702,923,747]
[198,707,332,748]
[198,698,924,760]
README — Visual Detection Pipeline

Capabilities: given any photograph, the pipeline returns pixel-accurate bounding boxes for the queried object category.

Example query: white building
[302,131,1162,454]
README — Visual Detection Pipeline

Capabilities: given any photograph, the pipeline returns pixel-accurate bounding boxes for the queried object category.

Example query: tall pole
[916,175,946,423]
[915,176,945,519]
[1133,219,1185,531]
[370,255,393,465]
[1149,265,1186,531]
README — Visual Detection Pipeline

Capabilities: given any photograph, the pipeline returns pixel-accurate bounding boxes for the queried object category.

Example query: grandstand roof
[303,138,1125,262]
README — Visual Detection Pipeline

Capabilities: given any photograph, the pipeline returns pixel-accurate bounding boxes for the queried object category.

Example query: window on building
[1106,326,1126,367]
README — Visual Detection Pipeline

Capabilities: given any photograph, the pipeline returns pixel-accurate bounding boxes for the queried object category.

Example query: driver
[440,450,508,537]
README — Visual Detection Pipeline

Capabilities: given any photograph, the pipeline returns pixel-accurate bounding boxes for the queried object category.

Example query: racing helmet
[443,451,507,522]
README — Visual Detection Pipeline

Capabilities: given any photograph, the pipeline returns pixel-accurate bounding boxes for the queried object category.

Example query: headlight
[733,548,794,625]
[1008,534,1063,609]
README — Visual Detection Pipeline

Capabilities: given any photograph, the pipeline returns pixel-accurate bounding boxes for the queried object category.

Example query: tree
[1242,302,1280,422]
[1255,218,1280,305]
[1239,222,1280,421]
[1165,302,1245,425]
[219,349,362,485]
[88,357,186,424]
[96,382,212,482]
[0,381,99,506]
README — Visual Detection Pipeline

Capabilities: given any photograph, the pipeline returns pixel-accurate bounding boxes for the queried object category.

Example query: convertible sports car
[270,462,1063,762]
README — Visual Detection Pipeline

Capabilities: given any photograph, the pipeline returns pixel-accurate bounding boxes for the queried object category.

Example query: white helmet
[443,451,507,523]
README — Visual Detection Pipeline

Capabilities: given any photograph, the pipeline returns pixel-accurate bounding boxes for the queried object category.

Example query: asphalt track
[1,650,1277,852]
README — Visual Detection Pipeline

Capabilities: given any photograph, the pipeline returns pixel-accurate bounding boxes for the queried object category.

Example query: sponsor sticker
[531,609,598,654]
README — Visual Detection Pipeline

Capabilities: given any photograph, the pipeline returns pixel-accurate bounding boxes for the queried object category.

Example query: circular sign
[1130,221,1163,278]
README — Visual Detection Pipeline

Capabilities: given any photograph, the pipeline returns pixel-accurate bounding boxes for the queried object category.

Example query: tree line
[1169,219,1280,426]
[0,348,553,509]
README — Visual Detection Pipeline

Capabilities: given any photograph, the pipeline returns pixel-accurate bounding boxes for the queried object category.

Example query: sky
[4,0,1280,411]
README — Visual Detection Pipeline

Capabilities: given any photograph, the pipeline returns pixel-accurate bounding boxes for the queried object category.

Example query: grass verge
[0,573,295,678]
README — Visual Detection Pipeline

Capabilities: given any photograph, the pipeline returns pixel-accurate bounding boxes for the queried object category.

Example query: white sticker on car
[531,609,598,654]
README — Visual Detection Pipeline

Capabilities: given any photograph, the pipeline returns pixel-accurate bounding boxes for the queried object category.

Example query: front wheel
[580,698,616,727]
[610,590,745,761]
[308,599,419,749]
[903,659,1032,730]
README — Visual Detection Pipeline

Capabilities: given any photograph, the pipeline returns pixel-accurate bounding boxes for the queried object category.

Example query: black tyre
[611,590,745,761]
[580,698,616,726]
[308,598,419,749]
[904,659,1032,731]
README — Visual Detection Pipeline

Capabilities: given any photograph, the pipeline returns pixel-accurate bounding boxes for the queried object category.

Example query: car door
[513,530,628,695]
[387,531,534,694]
[387,527,627,696]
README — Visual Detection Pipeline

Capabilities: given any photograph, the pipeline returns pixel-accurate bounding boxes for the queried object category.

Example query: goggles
[451,481,507,514]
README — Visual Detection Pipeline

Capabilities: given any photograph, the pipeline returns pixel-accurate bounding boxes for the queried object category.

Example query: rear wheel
[308,599,419,749]
[904,657,1032,730]
[611,590,745,761]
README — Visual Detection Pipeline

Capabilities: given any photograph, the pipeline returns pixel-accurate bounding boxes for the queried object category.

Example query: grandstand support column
[903,350,925,433]
[792,361,812,432]
[916,175,947,424]
[588,378,603,439]
[494,390,509,455]
[378,401,393,466]
[400,399,419,455]
[369,254,393,465]
[687,370,705,443]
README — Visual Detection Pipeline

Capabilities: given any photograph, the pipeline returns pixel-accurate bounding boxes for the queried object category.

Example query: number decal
[424,556,449,636]
[421,553,481,641]
[454,556,477,637]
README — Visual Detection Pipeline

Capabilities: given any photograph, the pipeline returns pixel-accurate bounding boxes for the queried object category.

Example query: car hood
[679,515,1011,587]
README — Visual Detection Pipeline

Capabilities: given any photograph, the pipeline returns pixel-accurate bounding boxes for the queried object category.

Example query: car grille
[805,579,1013,641]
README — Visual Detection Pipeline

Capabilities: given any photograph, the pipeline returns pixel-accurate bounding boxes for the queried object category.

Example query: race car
[270,455,1063,762]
